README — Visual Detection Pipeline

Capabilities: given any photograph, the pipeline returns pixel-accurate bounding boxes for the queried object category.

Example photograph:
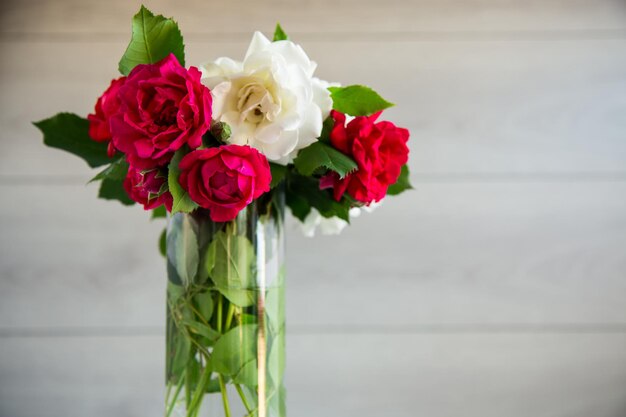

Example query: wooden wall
[1,1,625,416]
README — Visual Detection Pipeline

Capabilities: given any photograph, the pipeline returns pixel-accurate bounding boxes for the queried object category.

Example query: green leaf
[166,321,191,382]
[269,163,287,188]
[233,359,258,388]
[166,286,191,383]
[205,231,256,307]
[168,147,199,214]
[166,281,185,304]
[159,228,166,257]
[193,291,214,322]
[386,164,413,196]
[118,5,185,75]
[167,214,199,285]
[269,385,287,417]
[285,192,311,222]
[151,205,167,219]
[294,141,357,179]
[273,23,288,41]
[182,319,220,342]
[167,259,183,286]
[98,178,134,205]
[240,313,258,325]
[317,116,335,144]
[212,324,258,379]
[328,85,394,116]
[34,113,111,168]
[265,268,286,333]
[204,377,222,393]
[287,174,351,222]
[89,157,128,183]
[268,328,286,386]
[217,288,256,308]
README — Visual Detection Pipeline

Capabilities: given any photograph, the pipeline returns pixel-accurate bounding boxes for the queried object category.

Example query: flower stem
[187,359,212,416]
[165,371,186,417]
[218,375,232,417]
[224,302,235,330]
[235,383,253,414]
[217,295,223,333]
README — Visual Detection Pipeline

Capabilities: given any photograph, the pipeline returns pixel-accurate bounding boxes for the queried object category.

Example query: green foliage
[286,173,351,222]
[294,141,357,178]
[159,228,166,257]
[386,164,413,196]
[151,205,167,219]
[273,23,288,41]
[34,113,111,168]
[269,385,287,417]
[265,267,286,333]
[328,85,394,116]
[166,318,191,382]
[167,214,199,286]
[285,192,310,221]
[168,147,199,214]
[89,156,129,183]
[118,5,185,75]
[317,116,335,144]
[211,324,258,387]
[98,178,134,205]
[167,258,183,286]
[268,329,286,386]
[166,281,191,383]
[269,163,287,188]
[233,359,259,387]
[181,319,220,342]
[204,231,256,307]
[193,291,214,323]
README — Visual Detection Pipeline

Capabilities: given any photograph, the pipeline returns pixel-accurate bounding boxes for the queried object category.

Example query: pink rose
[123,166,173,211]
[87,76,126,158]
[110,54,212,170]
[322,110,409,204]
[178,145,271,222]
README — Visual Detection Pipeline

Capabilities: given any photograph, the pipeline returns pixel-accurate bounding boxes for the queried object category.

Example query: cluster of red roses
[88,54,271,221]
[87,54,408,222]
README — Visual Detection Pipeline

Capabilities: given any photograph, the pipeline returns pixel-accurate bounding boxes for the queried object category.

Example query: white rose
[200,32,332,165]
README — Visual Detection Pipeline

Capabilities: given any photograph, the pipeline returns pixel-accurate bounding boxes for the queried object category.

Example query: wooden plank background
[1,1,625,416]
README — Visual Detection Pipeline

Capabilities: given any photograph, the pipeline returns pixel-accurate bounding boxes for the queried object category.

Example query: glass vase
[165,188,285,417]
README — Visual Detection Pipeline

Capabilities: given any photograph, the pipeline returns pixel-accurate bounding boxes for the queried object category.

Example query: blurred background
[1,0,626,416]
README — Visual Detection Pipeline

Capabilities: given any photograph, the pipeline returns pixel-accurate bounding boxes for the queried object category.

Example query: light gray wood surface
[2,333,626,417]
[1,0,625,416]
[2,0,626,35]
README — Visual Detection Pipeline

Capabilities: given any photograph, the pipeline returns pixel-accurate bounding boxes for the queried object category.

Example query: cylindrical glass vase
[165,189,285,417]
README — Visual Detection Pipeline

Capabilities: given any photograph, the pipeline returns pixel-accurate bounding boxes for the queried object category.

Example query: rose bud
[123,166,173,211]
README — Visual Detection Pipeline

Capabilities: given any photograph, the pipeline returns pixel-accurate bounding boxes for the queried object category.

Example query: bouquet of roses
[35,6,410,417]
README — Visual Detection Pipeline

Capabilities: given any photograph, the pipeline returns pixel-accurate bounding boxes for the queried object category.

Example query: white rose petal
[200,32,332,165]
[297,200,384,237]
[299,208,348,238]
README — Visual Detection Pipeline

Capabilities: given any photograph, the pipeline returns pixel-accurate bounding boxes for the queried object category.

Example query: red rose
[123,166,173,211]
[87,76,125,158]
[178,145,271,222]
[110,54,212,170]
[323,110,409,204]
